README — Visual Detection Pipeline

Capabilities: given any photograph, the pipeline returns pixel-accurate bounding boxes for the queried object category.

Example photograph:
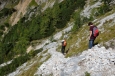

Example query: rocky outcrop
[35,0,63,12]
[9,0,64,26]
[9,0,32,26]
[35,45,115,76]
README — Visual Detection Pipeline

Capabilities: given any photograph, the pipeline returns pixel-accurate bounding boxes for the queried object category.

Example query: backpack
[92,26,99,37]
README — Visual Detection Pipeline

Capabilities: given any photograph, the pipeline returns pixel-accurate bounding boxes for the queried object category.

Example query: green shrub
[0,25,5,30]
[29,0,38,7]
[0,8,16,17]
[0,31,3,36]
[85,71,90,76]
[4,23,10,27]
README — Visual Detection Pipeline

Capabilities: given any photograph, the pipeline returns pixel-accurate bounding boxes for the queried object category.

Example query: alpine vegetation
[0,0,115,76]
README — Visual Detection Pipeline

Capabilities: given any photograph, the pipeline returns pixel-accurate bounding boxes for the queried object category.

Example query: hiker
[61,39,67,55]
[88,22,99,49]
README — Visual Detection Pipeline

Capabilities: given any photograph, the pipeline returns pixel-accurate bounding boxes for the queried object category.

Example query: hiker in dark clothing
[88,22,96,49]
[61,39,67,55]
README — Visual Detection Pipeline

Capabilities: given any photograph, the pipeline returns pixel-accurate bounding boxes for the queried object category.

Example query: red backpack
[93,26,99,37]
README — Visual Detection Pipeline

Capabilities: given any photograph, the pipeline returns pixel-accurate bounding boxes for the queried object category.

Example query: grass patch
[95,21,115,46]
[89,0,98,5]
[64,25,89,57]
[29,0,38,7]
[65,9,115,57]
[66,21,115,57]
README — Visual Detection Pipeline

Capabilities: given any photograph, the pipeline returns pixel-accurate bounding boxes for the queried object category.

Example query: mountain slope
[7,9,115,75]
[0,0,115,76]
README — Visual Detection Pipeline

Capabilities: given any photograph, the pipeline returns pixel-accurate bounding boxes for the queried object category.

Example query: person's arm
[89,31,92,40]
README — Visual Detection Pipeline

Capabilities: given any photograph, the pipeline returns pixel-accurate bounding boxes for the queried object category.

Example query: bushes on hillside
[0,0,86,74]
[0,48,42,76]
[72,0,112,33]
[0,8,16,17]
[97,4,111,16]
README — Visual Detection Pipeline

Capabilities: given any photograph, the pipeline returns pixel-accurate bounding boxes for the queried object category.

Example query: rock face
[77,46,115,76]
[9,0,64,25]
[9,0,32,26]
[0,0,6,11]
[35,45,115,76]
